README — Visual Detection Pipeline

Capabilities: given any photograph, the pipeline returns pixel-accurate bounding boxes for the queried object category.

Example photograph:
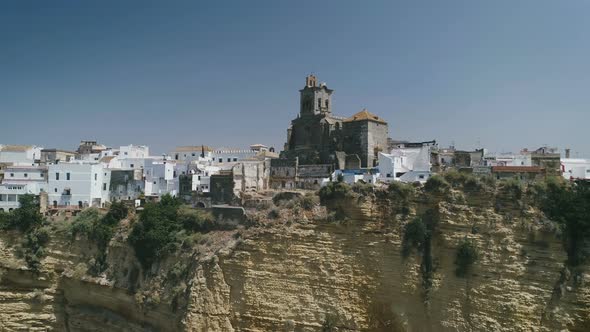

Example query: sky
[1,0,589,156]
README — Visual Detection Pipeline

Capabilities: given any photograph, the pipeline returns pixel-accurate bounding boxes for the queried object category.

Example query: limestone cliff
[1,186,589,331]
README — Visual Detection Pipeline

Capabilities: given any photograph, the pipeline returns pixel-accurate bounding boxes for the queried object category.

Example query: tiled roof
[343,109,387,124]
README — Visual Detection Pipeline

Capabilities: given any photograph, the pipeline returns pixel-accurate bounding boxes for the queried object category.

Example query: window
[227,158,231,162]
[318,98,322,108]
[24,173,28,178]
[219,158,223,163]
[40,173,44,178]
[56,172,59,180]
[198,176,201,180]
[419,175,425,179]
[192,153,196,157]
[103,183,107,190]
[95,173,97,180]
[124,152,128,155]
[326,99,329,108]
[130,164,134,168]
[10,173,14,177]
[233,158,238,162]
[66,173,71,180]
[54,188,58,193]
[175,154,179,160]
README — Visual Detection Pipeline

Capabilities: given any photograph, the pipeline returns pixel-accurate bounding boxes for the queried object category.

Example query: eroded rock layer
[1,191,589,331]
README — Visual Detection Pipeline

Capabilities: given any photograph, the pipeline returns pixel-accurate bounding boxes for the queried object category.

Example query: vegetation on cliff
[69,202,128,274]
[0,194,49,270]
[128,194,217,269]
[533,177,590,266]
[455,238,479,277]
[401,217,427,258]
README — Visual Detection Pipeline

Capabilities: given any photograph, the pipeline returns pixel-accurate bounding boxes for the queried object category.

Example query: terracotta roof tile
[343,109,387,124]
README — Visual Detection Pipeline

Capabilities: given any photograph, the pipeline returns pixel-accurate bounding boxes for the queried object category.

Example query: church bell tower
[299,74,333,116]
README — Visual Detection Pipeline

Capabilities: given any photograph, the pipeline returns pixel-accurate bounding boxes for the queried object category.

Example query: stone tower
[299,74,333,116]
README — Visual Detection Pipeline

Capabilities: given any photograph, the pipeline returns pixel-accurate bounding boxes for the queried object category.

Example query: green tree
[537,178,590,266]
[12,194,45,231]
[455,238,479,277]
[402,217,428,258]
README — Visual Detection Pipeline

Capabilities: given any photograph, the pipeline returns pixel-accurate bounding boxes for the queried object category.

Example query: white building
[119,144,150,159]
[1,165,48,195]
[210,149,258,170]
[144,160,179,197]
[484,152,532,167]
[191,164,221,193]
[0,145,43,165]
[171,146,211,162]
[561,158,590,180]
[47,162,108,208]
[378,144,432,183]
[0,184,29,212]
[327,169,379,186]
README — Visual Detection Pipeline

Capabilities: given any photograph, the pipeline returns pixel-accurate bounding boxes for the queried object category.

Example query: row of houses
[0,142,278,211]
[1,140,589,212]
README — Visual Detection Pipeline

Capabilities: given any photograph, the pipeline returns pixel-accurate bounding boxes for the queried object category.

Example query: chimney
[565,148,571,159]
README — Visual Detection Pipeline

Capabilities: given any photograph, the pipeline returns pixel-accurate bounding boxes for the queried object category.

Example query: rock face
[1,189,590,331]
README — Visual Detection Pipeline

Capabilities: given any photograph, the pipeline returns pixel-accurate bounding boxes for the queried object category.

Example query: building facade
[282,75,389,169]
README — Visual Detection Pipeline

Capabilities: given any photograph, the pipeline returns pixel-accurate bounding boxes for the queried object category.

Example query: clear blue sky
[1,1,589,156]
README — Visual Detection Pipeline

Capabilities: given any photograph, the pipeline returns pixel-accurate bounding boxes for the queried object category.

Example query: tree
[12,194,44,231]
[455,238,479,277]
[402,217,427,258]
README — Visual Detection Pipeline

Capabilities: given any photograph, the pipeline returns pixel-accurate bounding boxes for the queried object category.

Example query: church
[281,75,389,169]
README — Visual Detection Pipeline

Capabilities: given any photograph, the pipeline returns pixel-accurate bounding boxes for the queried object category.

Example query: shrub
[463,177,484,193]
[424,175,451,196]
[129,194,223,269]
[351,182,373,196]
[0,194,45,232]
[178,207,216,233]
[322,314,338,332]
[267,208,280,219]
[402,218,427,258]
[318,181,353,203]
[455,238,479,277]
[501,179,523,200]
[255,200,273,211]
[69,208,101,237]
[387,181,415,215]
[536,178,590,266]
[443,170,470,188]
[300,194,318,211]
[69,203,128,274]
[23,226,50,271]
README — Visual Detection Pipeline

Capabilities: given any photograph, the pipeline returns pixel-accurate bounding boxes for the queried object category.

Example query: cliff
[1,185,589,331]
